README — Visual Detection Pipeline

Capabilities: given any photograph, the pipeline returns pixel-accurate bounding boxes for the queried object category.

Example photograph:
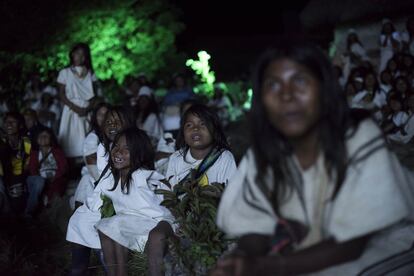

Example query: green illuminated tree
[0,0,185,91]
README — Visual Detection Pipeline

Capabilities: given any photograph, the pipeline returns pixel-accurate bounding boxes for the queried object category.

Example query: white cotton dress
[217,119,414,275]
[57,67,96,157]
[165,149,237,187]
[73,132,100,204]
[67,169,173,251]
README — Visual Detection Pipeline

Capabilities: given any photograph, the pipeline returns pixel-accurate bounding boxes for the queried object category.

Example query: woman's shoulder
[346,118,386,160]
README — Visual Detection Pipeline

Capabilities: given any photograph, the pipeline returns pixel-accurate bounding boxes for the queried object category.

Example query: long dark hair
[108,128,155,194]
[250,40,351,212]
[136,94,159,124]
[102,105,136,154]
[31,126,59,151]
[176,104,230,154]
[89,102,111,141]
[69,42,94,72]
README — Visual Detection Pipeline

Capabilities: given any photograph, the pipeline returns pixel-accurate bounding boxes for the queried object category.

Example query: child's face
[137,96,150,110]
[4,117,20,136]
[381,71,392,84]
[37,131,51,148]
[365,74,376,89]
[261,58,321,139]
[390,100,402,111]
[104,112,124,142]
[183,113,213,151]
[24,114,36,129]
[96,106,108,128]
[72,49,85,66]
[396,79,408,92]
[111,135,130,171]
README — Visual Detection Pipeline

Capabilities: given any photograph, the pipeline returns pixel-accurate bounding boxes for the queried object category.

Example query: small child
[26,127,68,216]
[66,105,135,275]
[72,102,109,209]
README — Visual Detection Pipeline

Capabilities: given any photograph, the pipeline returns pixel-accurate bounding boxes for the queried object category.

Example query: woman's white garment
[401,30,414,55]
[217,119,413,274]
[388,113,414,144]
[66,169,173,251]
[57,67,96,157]
[165,149,237,187]
[379,32,401,73]
[73,132,100,204]
[342,43,369,81]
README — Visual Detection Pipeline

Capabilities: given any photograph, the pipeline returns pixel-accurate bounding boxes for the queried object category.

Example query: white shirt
[166,149,237,187]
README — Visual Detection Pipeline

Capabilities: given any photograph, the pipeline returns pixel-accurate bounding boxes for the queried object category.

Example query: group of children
[66,103,236,275]
[337,17,414,148]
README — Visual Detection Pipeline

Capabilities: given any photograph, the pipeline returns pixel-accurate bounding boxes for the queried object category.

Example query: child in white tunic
[211,41,414,276]
[97,128,172,275]
[57,43,96,158]
[146,104,237,275]
[72,103,109,208]
[66,105,136,275]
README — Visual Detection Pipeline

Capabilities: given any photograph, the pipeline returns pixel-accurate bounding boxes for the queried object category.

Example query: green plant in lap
[155,170,231,274]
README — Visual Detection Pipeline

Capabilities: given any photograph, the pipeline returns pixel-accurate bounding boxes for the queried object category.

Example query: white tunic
[379,32,401,73]
[217,119,413,274]
[57,67,96,157]
[140,113,163,145]
[166,149,237,187]
[74,132,100,204]
[67,169,173,251]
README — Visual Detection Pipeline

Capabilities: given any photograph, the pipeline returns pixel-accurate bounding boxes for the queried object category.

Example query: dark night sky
[171,0,310,80]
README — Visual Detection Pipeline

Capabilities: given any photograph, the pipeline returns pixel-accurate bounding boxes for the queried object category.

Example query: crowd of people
[0,23,413,276]
[335,17,414,147]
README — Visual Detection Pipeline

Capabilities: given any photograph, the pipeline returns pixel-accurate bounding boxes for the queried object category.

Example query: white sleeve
[215,151,237,185]
[83,132,99,157]
[217,151,278,237]
[327,120,410,242]
[57,69,67,85]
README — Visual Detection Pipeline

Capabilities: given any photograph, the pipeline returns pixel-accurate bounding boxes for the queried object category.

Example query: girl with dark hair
[72,102,110,209]
[212,40,413,275]
[26,126,68,216]
[67,128,172,276]
[95,128,172,276]
[57,42,97,161]
[351,71,387,122]
[169,104,236,187]
[135,86,163,146]
[379,18,401,73]
[0,112,31,214]
[66,105,136,276]
[342,29,370,81]
[146,104,237,276]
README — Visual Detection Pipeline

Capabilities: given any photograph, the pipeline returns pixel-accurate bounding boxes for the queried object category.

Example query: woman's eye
[264,79,281,92]
[185,123,192,128]
[293,74,308,86]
